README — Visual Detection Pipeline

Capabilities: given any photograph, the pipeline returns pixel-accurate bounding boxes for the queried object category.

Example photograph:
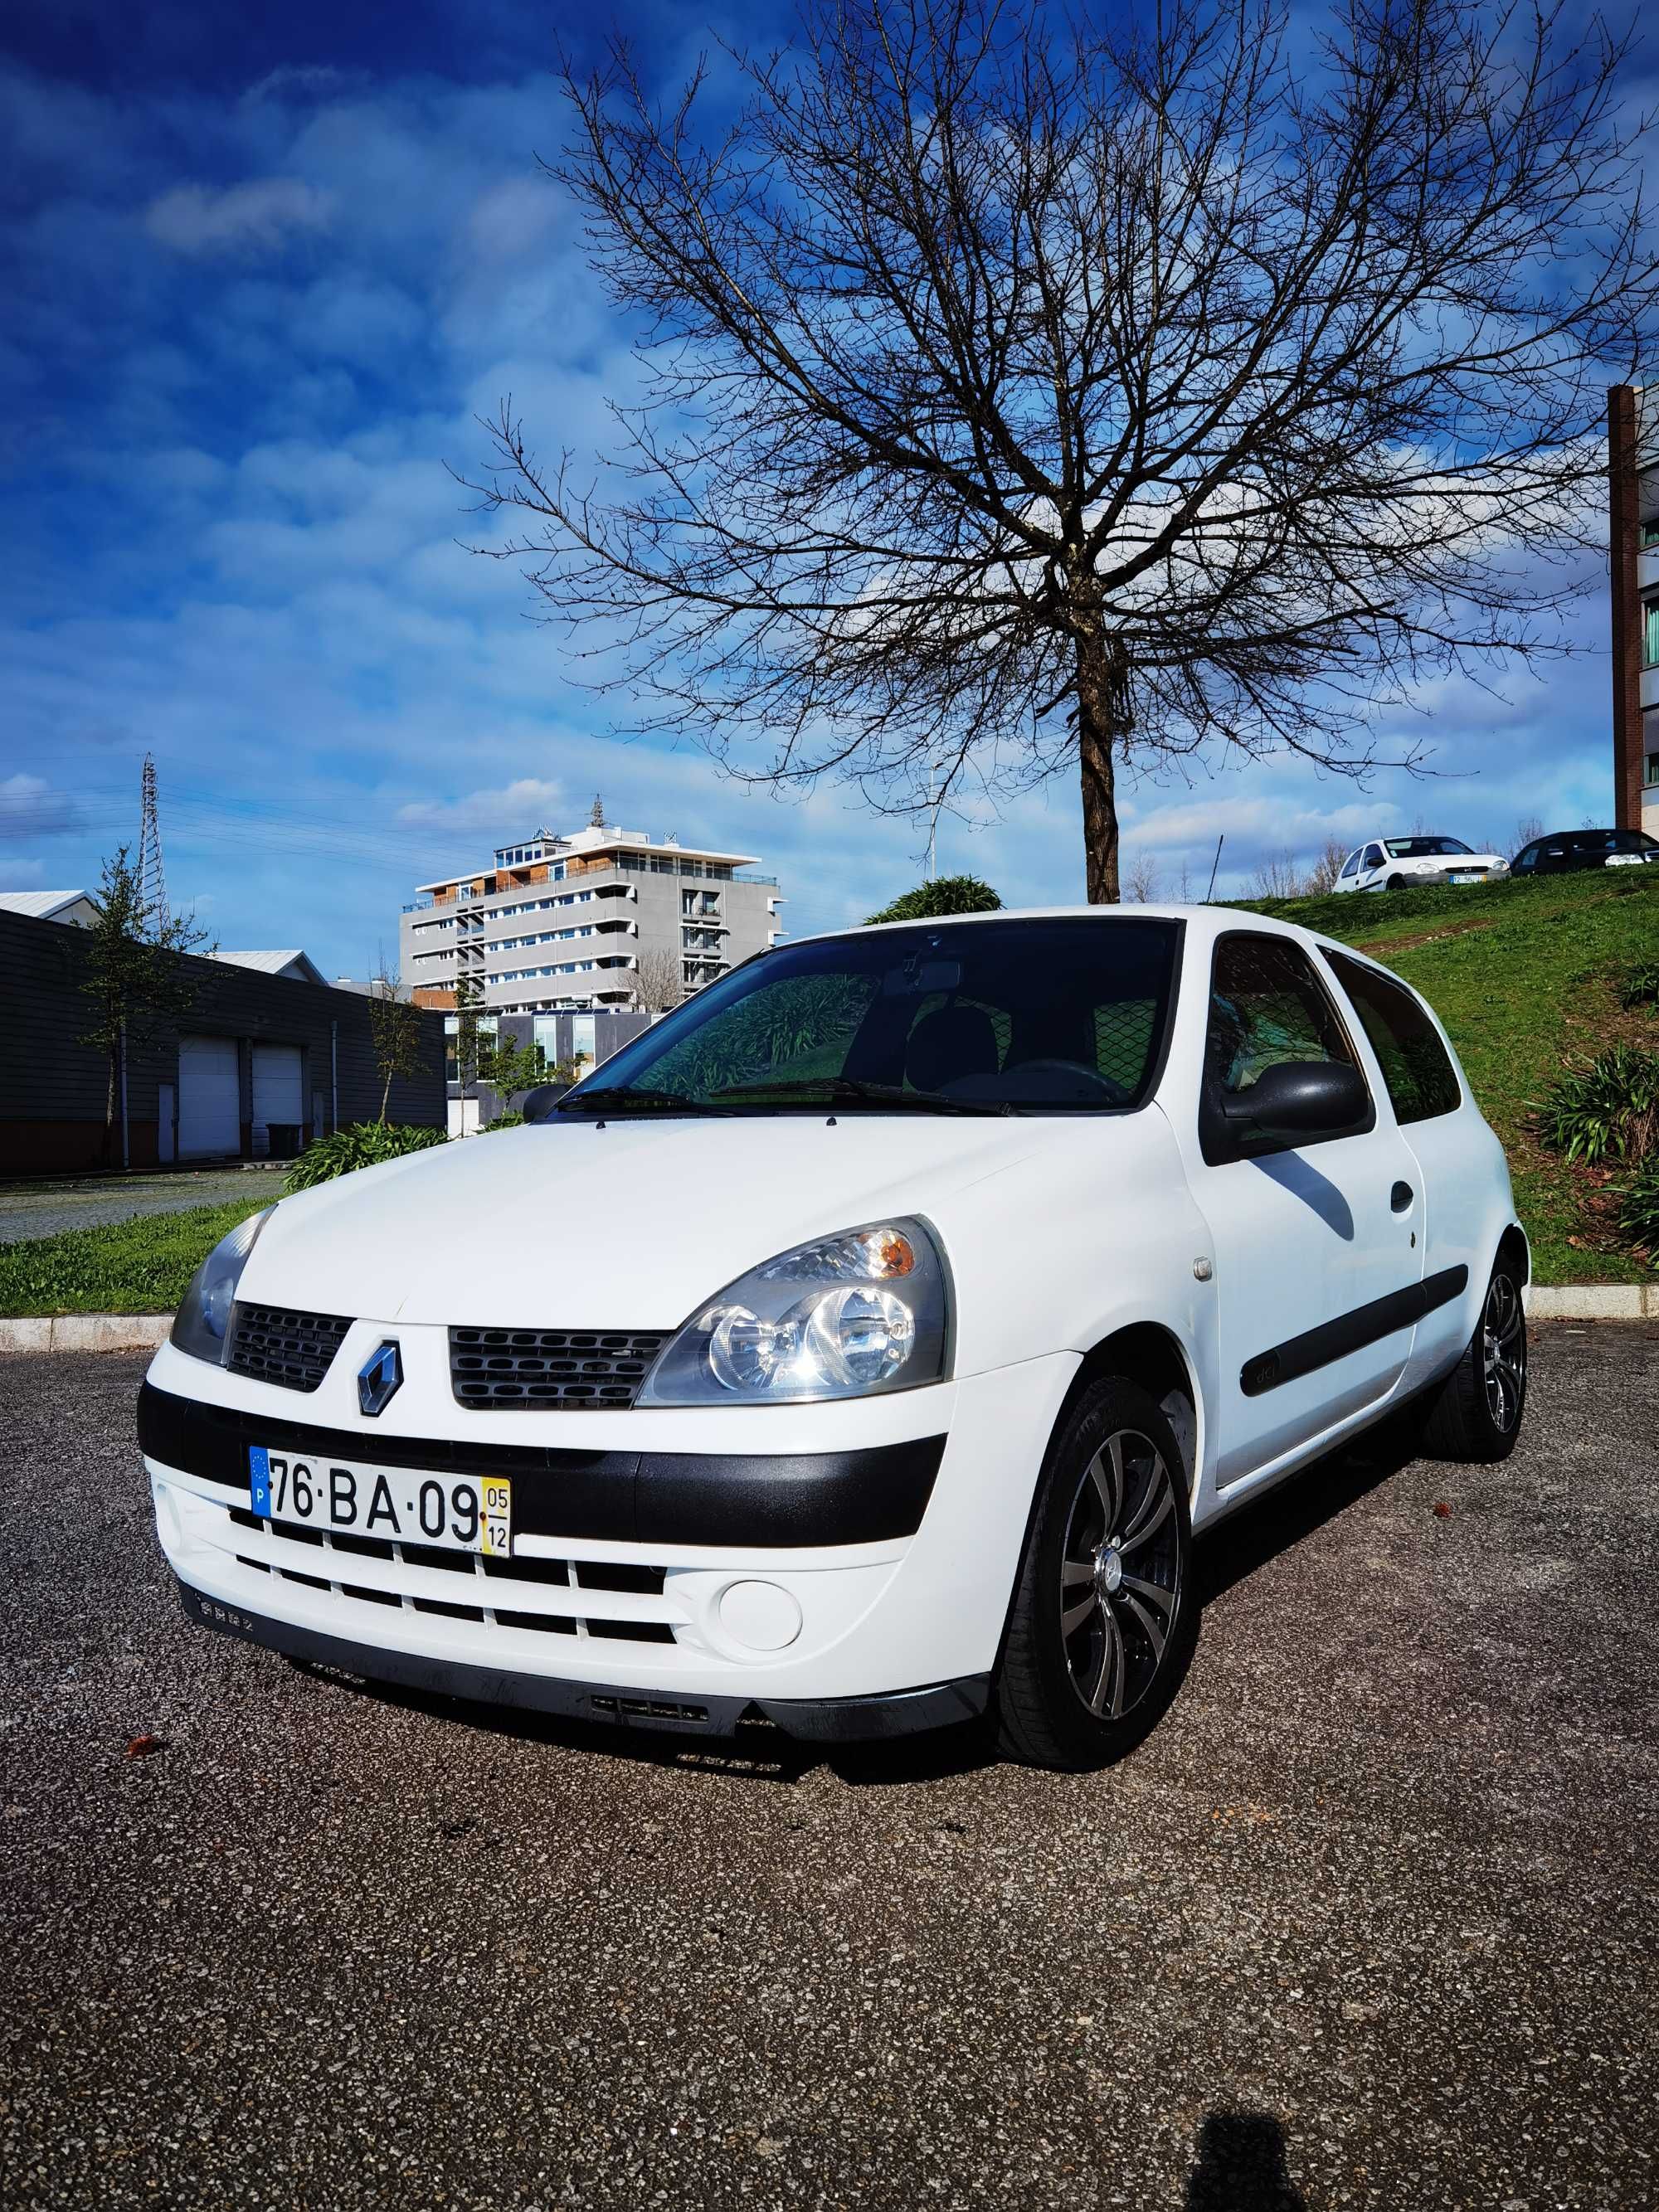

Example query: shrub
[1617,1158,1659,1257]
[286,1121,445,1191]
[865,875,1002,926]
[1619,958,1659,1013]
[1535,1047,1659,1168]
[482,1111,526,1133]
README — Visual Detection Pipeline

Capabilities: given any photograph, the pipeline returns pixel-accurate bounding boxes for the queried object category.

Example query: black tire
[1386,873,1407,891]
[1414,1254,1527,1462]
[995,1377,1198,1772]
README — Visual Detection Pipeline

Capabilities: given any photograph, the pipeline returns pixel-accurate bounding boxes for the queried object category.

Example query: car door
[1356,841,1386,890]
[1319,948,1480,1384]
[1179,932,1426,1490]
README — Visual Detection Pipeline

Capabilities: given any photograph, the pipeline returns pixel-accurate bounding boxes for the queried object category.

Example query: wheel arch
[1063,1322,1203,1504]
[1496,1220,1530,1288]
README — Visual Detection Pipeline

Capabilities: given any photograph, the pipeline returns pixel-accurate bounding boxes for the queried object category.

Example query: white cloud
[394,779,566,839]
[144,178,333,257]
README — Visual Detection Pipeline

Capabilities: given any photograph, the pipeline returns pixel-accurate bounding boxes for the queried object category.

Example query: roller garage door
[178,1036,240,1159]
[251,1043,304,1158]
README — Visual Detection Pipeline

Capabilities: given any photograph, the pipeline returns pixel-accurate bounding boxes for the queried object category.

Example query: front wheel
[1415,1255,1527,1462]
[995,1378,1198,1771]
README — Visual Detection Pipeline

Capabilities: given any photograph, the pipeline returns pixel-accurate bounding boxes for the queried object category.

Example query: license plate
[248,1446,510,1555]
[1448,873,1481,885]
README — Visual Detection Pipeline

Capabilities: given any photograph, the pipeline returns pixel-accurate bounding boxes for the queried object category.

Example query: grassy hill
[1234,867,1659,1285]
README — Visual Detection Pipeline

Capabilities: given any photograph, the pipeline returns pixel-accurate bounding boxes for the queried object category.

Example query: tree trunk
[104,1045,119,1169]
[1075,626,1126,904]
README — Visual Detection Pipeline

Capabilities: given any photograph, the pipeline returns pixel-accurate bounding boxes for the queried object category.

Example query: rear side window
[1324,950,1462,1123]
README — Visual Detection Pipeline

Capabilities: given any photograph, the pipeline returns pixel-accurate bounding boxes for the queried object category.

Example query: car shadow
[289,1415,1421,1790]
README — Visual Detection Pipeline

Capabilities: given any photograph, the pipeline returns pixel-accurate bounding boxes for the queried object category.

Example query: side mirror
[1223,1060,1367,1141]
[518,1083,570,1123]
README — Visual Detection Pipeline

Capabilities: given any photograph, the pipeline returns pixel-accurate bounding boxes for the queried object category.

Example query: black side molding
[139,1382,943,1548]
[1240,1264,1469,1398]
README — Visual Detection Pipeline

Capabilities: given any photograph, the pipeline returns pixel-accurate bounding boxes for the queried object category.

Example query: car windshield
[1382,837,1473,858]
[559,917,1183,1116]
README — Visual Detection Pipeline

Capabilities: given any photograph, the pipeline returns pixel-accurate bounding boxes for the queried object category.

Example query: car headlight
[170,1209,273,1365]
[639,1218,951,1405]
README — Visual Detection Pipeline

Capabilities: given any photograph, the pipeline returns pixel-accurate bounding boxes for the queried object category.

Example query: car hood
[243,1114,1050,1329]
[1403,852,1505,870]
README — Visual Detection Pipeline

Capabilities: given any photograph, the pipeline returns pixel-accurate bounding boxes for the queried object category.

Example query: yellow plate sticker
[480,1477,512,1557]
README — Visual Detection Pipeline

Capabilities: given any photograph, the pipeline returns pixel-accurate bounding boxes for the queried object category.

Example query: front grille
[448,1327,668,1409]
[228,1304,352,1393]
[221,1503,675,1644]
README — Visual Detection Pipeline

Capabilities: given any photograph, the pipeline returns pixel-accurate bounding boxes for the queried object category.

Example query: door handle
[1390,1181,1414,1213]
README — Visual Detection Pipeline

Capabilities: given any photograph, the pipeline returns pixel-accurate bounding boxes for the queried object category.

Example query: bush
[1619,957,1659,1013]
[1617,1158,1659,1257]
[482,1111,525,1133]
[1535,1047,1659,1168]
[286,1121,445,1191]
[865,874,1002,926]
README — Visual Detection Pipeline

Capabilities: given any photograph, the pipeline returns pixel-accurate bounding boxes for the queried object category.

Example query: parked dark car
[1511,828,1659,877]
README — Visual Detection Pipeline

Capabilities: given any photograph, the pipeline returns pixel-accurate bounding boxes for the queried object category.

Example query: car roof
[791,902,1371,964]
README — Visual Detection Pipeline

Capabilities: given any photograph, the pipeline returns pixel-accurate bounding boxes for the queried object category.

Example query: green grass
[0,1197,274,1319]
[1232,867,1659,1284]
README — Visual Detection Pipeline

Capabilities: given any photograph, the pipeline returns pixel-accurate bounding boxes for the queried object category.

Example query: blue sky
[0,0,1636,973]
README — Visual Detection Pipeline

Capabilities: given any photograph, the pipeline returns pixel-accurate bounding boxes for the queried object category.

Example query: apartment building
[398,818,784,1018]
[1608,384,1659,837]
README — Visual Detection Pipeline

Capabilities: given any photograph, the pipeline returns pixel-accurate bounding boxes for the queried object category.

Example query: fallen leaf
[124,1733,167,1760]
[1432,1501,1452,1519]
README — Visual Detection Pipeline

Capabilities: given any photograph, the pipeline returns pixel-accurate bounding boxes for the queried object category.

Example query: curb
[1525,1285,1658,1320]
[0,1314,173,1354]
[0,1286,1654,1354]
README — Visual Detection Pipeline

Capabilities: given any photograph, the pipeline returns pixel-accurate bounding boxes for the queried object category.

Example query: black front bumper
[177,1579,990,1744]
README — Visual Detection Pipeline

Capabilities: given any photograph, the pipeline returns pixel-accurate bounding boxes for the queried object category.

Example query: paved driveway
[0,1164,289,1245]
[2,1329,1653,2210]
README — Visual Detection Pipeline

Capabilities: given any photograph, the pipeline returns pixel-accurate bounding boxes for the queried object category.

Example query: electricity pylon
[138,753,170,940]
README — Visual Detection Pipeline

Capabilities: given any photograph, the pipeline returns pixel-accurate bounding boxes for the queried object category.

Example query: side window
[1513,844,1536,873]
[1323,952,1462,1123]
[1339,848,1361,880]
[1206,935,1361,1096]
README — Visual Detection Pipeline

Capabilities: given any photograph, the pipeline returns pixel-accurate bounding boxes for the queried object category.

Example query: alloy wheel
[1481,1272,1525,1432]
[1058,1428,1182,1719]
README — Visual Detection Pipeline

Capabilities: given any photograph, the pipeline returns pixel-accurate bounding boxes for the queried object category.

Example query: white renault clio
[141,908,1528,1770]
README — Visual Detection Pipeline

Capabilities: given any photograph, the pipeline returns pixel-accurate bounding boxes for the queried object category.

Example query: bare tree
[467,0,1659,902]
[1124,850,1161,903]
[1252,851,1306,899]
[1511,814,1545,855]
[635,946,686,1012]
[1305,837,1351,894]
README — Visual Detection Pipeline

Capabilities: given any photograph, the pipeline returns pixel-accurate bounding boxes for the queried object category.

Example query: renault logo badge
[358,1340,402,1417]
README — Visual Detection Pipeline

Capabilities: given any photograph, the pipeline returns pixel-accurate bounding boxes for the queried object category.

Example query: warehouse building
[0,906,445,1178]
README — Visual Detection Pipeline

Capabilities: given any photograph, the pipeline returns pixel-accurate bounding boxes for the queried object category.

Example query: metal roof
[0,888,95,921]
[208,949,328,985]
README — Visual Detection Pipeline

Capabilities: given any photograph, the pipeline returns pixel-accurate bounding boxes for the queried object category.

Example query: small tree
[635,946,687,1013]
[451,970,485,1098]
[1124,852,1161,905]
[865,875,1003,926]
[78,845,212,1166]
[367,967,426,1124]
[1305,839,1350,896]
[478,1030,547,1098]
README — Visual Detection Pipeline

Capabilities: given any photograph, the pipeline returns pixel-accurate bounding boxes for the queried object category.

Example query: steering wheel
[1007,1057,1131,1106]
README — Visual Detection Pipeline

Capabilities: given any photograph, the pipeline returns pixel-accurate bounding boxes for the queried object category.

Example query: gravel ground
[2,1328,1654,2211]
[0,1166,288,1246]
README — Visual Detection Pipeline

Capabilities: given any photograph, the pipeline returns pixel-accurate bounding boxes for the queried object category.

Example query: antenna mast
[138,753,170,939]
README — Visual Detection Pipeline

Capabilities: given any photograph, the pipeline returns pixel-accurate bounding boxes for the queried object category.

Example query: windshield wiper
[555,1087,724,1116]
[710,1076,1014,1116]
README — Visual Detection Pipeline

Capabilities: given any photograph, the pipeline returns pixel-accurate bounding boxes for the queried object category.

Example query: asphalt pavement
[1,1328,1654,2210]
[0,1165,289,1246]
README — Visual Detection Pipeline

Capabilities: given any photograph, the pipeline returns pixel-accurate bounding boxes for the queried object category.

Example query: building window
[1646,751,1659,789]
[1645,598,1659,666]
[1643,522,1659,549]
